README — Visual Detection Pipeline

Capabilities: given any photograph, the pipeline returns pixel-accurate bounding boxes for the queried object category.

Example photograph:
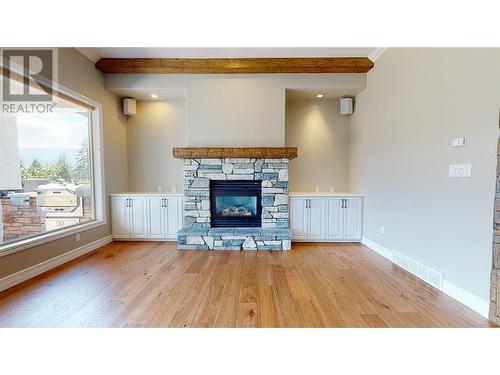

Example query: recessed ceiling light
[316,94,324,98]
[151,94,158,99]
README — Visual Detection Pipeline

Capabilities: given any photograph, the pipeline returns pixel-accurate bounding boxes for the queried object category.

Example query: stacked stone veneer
[490,141,500,324]
[1,197,43,243]
[179,157,291,250]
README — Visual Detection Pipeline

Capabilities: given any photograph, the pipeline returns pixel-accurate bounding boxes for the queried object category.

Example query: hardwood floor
[0,241,494,327]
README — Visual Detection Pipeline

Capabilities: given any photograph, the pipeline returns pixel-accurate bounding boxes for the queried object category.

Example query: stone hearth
[174,148,296,251]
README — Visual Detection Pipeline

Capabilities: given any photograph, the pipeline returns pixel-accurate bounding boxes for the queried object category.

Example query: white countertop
[289,192,363,197]
[109,192,183,196]
[111,192,362,197]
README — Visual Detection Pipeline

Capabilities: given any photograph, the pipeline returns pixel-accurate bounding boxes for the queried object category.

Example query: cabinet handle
[344,199,347,208]
[164,198,167,207]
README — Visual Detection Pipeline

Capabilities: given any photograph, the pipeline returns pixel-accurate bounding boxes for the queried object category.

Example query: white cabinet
[111,194,183,240]
[290,197,308,240]
[343,197,362,240]
[147,197,166,239]
[110,196,130,239]
[166,197,182,237]
[290,196,327,241]
[325,197,343,240]
[290,194,363,242]
[307,197,326,240]
[129,196,148,239]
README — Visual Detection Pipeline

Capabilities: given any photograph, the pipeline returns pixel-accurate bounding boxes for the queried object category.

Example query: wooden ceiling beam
[173,147,298,159]
[95,57,373,74]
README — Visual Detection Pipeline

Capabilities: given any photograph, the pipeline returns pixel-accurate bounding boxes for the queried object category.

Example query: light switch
[451,137,467,147]
[449,164,472,177]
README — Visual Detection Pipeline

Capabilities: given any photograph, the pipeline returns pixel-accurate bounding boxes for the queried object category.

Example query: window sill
[0,220,106,258]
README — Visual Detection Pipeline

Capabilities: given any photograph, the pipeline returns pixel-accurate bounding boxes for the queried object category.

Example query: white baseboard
[361,236,393,261]
[442,280,490,319]
[0,235,113,293]
[361,236,489,319]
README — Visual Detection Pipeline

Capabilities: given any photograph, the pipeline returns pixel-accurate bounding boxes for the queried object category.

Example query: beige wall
[127,100,186,192]
[349,48,500,301]
[286,99,350,192]
[105,73,366,147]
[0,48,128,279]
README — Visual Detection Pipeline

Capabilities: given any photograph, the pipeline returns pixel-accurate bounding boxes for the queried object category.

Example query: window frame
[0,83,106,258]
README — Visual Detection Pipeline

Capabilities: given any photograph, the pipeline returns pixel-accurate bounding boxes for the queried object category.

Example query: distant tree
[50,155,73,182]
[20,158,28,179]
[26,159,46,178]
[74,138,90,182]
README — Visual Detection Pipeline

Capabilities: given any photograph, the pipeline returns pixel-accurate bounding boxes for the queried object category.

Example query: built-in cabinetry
[289,193,363,242]
[110,193,183,240]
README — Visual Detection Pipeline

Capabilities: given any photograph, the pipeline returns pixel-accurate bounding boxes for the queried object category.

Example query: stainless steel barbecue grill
[37,183,84,231]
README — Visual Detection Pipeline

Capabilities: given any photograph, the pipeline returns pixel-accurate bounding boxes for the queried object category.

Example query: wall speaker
[123,98,136,116]
[340,97,353,115]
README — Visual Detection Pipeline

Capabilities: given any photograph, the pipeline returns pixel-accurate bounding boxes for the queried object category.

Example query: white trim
[442,280,490,318]
[361,236,392,260]
[0,221,105,258]
[361,236,489,319]
[0,235,113,293]
[75,48,100,63]
[368,48,388,62]
[0,70,107,257]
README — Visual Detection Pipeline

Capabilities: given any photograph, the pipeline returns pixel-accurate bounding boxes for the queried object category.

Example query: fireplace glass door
[210,180,262,227]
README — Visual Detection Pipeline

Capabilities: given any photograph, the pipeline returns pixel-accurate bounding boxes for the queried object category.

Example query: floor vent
[392,250,443,290]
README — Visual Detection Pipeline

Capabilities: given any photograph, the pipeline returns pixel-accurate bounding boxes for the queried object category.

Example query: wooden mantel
[95,57,374,74]
[173,147,298,159]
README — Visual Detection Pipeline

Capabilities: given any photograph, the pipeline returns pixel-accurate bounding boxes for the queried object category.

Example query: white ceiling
[108,88,186,101]
[77,47,385,62]
[286,88,363,101]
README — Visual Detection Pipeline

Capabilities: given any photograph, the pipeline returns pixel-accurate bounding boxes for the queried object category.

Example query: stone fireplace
[173,147,297,250]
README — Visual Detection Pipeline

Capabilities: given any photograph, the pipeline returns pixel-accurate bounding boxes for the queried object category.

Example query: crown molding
[76,48,100,63]
[368,48,388,62]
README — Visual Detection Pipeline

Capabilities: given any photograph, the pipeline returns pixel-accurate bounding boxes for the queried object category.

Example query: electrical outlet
[315,186,320,192]
[329,186,335,192]
[157,185,162,192]
[75,233,81,242]
[380,226,385,235]
[449,164,472,177]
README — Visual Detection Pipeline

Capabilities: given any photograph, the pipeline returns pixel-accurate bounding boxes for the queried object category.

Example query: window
[0,74,104,252]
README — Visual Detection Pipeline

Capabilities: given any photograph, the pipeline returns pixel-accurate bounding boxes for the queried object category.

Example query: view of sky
[16,111,89,166]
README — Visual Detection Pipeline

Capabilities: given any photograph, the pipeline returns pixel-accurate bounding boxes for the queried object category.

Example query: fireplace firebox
[210,180,262,227]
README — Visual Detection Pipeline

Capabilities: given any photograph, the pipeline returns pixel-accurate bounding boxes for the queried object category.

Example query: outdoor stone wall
[1,197,43,243]
[183,158,289,229]
[490,140,500,324]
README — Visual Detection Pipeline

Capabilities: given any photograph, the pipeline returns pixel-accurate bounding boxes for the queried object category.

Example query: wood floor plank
[0,241,495,328]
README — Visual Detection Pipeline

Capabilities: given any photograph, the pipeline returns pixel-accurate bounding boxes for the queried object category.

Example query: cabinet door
[129,196,148,239]
[290,197,308,240]
[166,197,182,238]
[343,197,363,240]
[148,197,166,239]
[325,198,344,240]
[111,196,130,239]
[307,197,326,240]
